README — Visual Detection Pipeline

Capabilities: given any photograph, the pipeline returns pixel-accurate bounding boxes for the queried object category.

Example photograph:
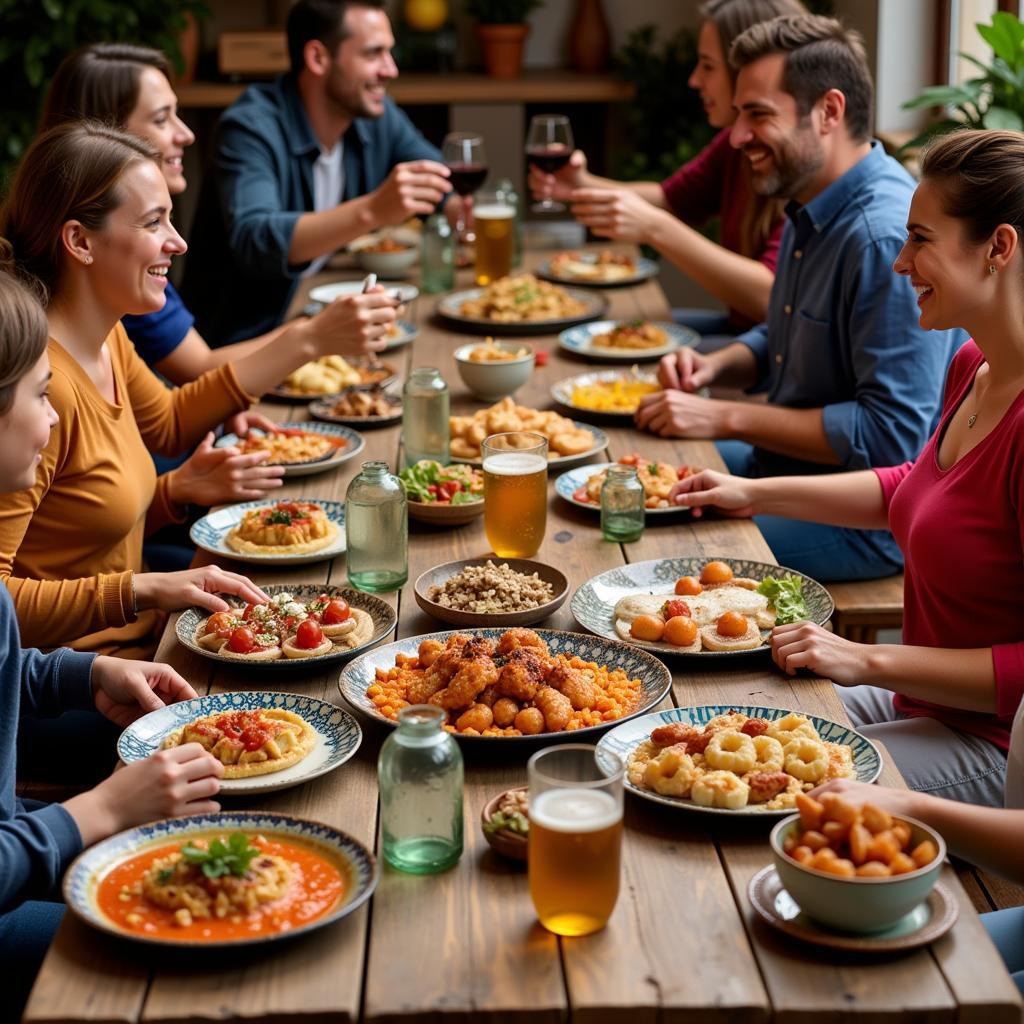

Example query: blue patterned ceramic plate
[558,321,697,363]
[536,254,658,288]
[450,421,609,471]
[176,584,396,669]
[550,368,660,421]
[190,499,346,566]
[64,811,377,947]
[308,389,403,427]
[216,422,364,478]
[436,287,608,335]
[571,556,833,658]
[117,691,362,795]
[596,705,882,816]
[338,627,672,746]
[555,463,692,518]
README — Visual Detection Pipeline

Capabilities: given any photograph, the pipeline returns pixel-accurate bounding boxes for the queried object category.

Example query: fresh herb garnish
[647,462,659,475]
[265,509,293,525]
[484,810,529,836]
[757,575,811,625]
[157,867,175,885]
[180,833,261,880]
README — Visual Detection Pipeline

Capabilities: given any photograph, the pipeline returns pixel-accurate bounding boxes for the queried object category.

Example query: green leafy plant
[0,0,208,190]
[465,0,544,25]
[902,11,1024,146]
[181,833,261,880]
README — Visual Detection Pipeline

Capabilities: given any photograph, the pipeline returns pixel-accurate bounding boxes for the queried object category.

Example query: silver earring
[83,255,93,265]
[989,264,997,275]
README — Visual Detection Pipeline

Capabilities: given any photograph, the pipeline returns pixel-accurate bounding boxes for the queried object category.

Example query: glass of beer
[528,744,624,936]
[482,431,548,558]
[473,190,515,286]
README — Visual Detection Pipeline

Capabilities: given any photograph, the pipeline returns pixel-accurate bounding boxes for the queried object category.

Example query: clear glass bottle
[601,464,645,542]
[402,367,450,466]
[494,176,523,268]
[378,705,463,874]
[420,213,455,293]
[345,460,408,592]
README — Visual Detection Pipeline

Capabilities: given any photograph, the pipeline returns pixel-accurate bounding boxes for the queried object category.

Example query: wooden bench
[957,862,1024,913]
[828,573,905,643]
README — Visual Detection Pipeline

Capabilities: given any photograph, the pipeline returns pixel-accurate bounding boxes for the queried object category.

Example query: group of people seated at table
[0,0,1022,1015]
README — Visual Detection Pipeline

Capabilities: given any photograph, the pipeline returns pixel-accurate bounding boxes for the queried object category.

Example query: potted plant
[467,0,544,79]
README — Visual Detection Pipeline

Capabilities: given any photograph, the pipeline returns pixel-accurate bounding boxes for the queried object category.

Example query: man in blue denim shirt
[637,15,963,581]
[181,0,451,346]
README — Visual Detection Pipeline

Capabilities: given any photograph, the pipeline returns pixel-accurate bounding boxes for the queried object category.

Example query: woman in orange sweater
[0,121,390,658]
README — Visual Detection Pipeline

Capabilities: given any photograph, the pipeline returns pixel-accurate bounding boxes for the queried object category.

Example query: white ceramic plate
[309,281,419,306]
[215,422,364,478]
[554,463,692,517]
[436,286,608,335]
[550,368,661,420]
[536,254,659,288]
[558,320,697,362]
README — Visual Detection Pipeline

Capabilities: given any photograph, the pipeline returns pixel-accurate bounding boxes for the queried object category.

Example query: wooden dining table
[24,248,1023,1024]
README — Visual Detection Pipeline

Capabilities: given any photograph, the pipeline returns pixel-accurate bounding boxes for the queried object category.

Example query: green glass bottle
[601,464,645,542]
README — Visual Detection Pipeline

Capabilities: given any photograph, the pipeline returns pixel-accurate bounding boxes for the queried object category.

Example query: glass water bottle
[601,464,645,542]
[402,367,450,466]
[420,213,455,293]
[345,460,408,592]
[494,177,523,268]
[379,705,463,874]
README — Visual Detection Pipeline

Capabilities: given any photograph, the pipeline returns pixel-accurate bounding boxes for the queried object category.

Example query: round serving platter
[558,320,698,363]
[117,691,362,795]
[269,361,399,402]
[64,811,377,948]
[436,287,608,335]
[309,390,403,428]
[338,627,672,746]
[554,463,690,518]
[595,704,882,817]
[550,368,661,422]
[536,254,659,288]
[190,499,346,566]
[571,555,834,658]
[215,422,364,478]
[309,281,419,307]
[451,421,609,471]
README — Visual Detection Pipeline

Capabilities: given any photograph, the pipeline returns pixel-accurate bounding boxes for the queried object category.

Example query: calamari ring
[767,712,819,745]
[704,729,757,774]
[783,736,829,783]
[690,770,750,810]
[751,734,785,772]
[642,747,701,798]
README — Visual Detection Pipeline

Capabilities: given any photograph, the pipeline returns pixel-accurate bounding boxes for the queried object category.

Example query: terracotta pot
[568,0,611,73]
[476,23,530,79]
[175,11,200,85]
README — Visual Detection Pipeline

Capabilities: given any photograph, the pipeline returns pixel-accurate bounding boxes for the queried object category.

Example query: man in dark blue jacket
[182,0,451,345]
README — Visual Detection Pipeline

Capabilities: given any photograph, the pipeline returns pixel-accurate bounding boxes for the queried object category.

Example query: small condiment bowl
[454,342,535,401]
[350,229,420,278]
[481,787,529,861]
[407,497,485,527]
[769,813,946,934]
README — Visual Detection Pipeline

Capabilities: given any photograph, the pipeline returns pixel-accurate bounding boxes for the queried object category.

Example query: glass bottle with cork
[344,460,408,592]
[600,464,645,542]
[402,367,450,466]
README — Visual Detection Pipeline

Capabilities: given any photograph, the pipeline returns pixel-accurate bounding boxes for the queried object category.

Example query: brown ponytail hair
[0,260,50,416]
[0,121,160,298]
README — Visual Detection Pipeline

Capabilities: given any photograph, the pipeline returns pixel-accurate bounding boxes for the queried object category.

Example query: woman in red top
[529,0,804,332]
[667,129,1024,807]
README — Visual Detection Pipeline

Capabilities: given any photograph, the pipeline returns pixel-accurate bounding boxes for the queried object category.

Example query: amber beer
[473,200,515,286]
[482,432,547,558]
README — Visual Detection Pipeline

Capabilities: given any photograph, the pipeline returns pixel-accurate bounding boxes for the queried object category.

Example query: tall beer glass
[482,431,547,558]
[474,190,515,286]
[528,744,624,936]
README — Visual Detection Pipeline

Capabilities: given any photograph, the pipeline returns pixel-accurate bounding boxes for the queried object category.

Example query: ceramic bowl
[407,497,485,527]
[481,788,528,862]
[769,813,946,934]
[350,232,419,278]
[454,342,535,401]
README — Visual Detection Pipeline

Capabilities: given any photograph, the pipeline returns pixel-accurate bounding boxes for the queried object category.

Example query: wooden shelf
[176,70,635,108]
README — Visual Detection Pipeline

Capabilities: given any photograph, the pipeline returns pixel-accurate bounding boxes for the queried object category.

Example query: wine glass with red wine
[442,132,488,244]
[526,115,574,213]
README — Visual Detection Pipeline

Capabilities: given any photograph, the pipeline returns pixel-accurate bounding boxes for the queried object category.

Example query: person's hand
[90,655,198,726]
[667,468,758,518]
[528,149,587,201]
[304,288,396,359]
[167,432,285,506]
[770,622,870,685]
[223,410,279,437]
[65,745,224,843]
[368,160,451,225]
[657,349,719,392]
[634,389,729,438]
[568,187,663,244]
[809,778,923,820]
[134,565,269,615]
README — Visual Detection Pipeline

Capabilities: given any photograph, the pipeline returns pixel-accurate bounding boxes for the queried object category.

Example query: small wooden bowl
[481,788,528,861]
[407,498,485,527]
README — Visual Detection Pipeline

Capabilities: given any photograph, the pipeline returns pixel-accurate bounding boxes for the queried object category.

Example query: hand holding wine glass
[526,115,574,213]
[442,132,488,244]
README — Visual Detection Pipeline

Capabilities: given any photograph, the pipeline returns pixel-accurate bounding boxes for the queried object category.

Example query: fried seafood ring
[751,734,785,772]
[783,736,829,783]
[704,729,757,774]
[642,747,701,798]
[767,712,819,745]
[690,770,750,810]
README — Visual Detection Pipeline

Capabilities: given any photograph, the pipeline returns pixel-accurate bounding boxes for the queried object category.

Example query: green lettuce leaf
[757,575,811,625]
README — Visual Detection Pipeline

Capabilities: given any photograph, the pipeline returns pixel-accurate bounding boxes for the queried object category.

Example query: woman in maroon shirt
[667,129,1024,808]
[529,0,804,332]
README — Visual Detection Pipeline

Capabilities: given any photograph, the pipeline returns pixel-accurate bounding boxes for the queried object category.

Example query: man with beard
[636,14,963,581]
[181,0,451,345]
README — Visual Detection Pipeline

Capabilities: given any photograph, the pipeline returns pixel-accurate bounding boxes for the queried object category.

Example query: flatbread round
[226,517,338,556]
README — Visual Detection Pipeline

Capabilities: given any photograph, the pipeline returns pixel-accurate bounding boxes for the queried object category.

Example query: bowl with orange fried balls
[769,791,945,933]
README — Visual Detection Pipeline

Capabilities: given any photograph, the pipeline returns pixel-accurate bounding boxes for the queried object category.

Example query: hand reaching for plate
[90,655,198,726]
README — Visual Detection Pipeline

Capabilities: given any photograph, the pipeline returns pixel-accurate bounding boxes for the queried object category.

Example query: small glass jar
[345,460,408,592]
[420,213,455,293]
[494,177,523,268]
[378,705,464,874]
[402,367,450,466]
[600,464,645,542]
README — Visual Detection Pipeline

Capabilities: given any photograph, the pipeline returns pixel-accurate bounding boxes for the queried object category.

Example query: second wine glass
[442,132,488,244]
[526,115,574,213]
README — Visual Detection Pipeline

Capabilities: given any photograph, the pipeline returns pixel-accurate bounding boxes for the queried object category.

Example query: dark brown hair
[921,129,1024,246]
[730,14,874,143]
[0,265,50,416]
[39,43,170,133]
[0,121,160,296]
[287,0,387,74]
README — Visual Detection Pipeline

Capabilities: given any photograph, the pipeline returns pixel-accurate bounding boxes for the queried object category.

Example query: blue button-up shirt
[737,141,965,477]
[181,74,441,346]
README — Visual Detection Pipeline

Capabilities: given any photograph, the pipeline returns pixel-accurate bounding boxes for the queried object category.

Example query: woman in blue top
[0,271,224,1020]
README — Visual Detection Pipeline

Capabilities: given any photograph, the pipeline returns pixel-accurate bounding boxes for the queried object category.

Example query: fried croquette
[496,628,549,658]
[534,686,572,732]
[437,656,500,709]
[546,662,597,710]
